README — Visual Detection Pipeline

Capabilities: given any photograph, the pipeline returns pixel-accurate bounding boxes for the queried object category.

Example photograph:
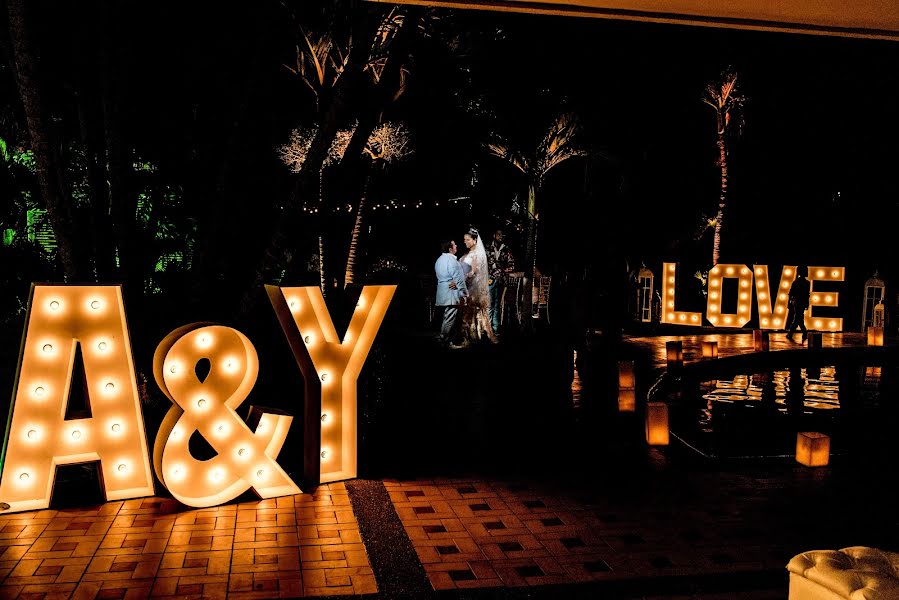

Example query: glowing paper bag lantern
[706,264,753,328]
[153,325,301,508]
[796,432,830,467]
[660,263,701,326]
[807,332,822,350]
[753,330,769,352]
[867,326,884,346]
[754,265,796,330]
[0,285,154,514]
[618,360,636,412]
[267,285,395,485]
[806,267,845,332]
[701,341,718,358]
[666,341,683,369]
[645,402,669,446]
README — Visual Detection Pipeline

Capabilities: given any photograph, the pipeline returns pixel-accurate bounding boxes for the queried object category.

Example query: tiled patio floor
[0,484,375,599]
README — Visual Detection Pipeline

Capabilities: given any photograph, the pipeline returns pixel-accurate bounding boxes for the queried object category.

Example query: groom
[435,239,467,347]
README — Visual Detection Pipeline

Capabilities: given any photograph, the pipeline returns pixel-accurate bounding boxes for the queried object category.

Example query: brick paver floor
[0,483,375,600]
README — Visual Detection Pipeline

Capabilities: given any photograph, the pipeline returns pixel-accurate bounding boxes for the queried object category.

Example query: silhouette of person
[786,271,811,341]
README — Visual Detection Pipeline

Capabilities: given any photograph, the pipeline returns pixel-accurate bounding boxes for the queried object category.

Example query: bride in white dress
[460,228,498,344]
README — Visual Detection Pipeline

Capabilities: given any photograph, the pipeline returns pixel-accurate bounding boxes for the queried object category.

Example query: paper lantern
[753,330,769,352]
[753,265,796,330]
[645,402,669,446]
[267,285,395,484]
[701,341,718,358]
[660,263,702,326]
[706,264,753,328]
[0,285,154,513]
[618,360,635,412]
[666,341,683,369]
[805,267,845,332]
[807,332,822,350]
[867,326,884,346]
[153,325,301,508]
[796,432,830,467]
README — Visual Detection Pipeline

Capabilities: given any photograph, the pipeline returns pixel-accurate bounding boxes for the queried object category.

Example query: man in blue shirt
[435,239,468,347]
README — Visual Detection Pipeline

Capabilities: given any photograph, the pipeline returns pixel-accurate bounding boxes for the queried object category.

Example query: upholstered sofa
[788,546,899,599]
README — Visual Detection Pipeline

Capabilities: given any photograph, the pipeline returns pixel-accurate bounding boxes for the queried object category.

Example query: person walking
[785,271,811,341]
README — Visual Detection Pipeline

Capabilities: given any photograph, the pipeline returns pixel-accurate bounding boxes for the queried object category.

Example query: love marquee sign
[0,283,395,514]
[661,263,845,330]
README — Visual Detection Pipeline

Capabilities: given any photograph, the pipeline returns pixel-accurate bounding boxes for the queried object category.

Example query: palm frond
[485,141,528,175]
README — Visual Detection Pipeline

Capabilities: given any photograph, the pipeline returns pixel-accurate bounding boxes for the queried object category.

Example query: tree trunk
[711,131,727,266]
[344,164,375,286]
[7,0,85,280]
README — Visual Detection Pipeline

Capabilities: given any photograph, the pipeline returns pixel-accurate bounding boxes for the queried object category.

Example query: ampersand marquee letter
[153,324,300,508]
[267,285,395,485]
[0,285,154,513]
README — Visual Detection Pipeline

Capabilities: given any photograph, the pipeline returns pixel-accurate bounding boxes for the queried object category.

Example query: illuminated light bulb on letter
[90,300,101,310]
[71,430,81,440]
[19,472,29,481]
[667,301,674,308]
[320,414,327,423]
[755,268,763,275]
[320,372,328,382]
[98,341,108,352]
[256,469,265,479]
[49,301,60,311]
[829,320,837,329]
[105,382,115,392]
[111,423,121,433]
[238,448,247,457]
[27,430,37,440]
[42,344,53,354]
[197,335,212,349]
[812,295,820,303]
[197,398,207,408]
[726,267,734,275]
[814,320,823,328]
[117,463,127,473]
[34,386,45,397]
[304,335,312,344]
[817,269,825,278]
[288,298,300,312]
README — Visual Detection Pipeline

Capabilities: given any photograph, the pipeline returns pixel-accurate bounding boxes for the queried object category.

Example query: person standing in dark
[486,229,516,335]
[785,271,811,341]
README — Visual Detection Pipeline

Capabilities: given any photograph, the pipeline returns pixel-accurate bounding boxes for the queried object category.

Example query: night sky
[3,1,897,315]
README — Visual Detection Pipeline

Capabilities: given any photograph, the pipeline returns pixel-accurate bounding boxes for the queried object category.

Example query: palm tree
[344,122,412,286]
[486,113,584,323]
[702,68,745,266]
